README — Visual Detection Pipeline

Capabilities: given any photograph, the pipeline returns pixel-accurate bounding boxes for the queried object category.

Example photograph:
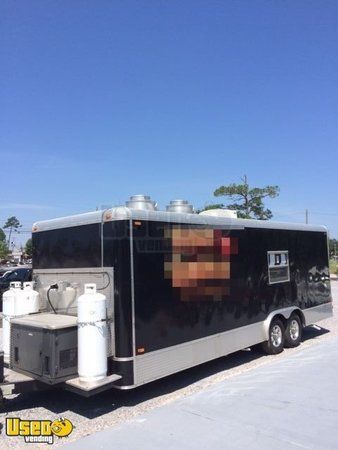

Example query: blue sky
[1,0,337,247]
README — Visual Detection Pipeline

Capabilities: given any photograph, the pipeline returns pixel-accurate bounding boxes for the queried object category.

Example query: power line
[2,229,32,234]
[273,210,338,217]
[310,211,338,216]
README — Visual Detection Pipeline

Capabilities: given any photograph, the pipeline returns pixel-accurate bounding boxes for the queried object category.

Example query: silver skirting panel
[134,303,333,386]
[303,302,333,326]
[134,321,266,386]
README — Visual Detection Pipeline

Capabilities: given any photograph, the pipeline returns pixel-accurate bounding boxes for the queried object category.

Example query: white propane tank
[78,283,107,382]
[22,282,40,315]
[2,282,22,361]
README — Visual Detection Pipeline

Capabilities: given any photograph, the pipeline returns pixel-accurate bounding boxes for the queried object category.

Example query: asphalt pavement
[63,287,338,450]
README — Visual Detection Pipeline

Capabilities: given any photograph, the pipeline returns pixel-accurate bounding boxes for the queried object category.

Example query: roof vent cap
[166,199,194,214]
[125,195,157,211]
[199,209,238,218]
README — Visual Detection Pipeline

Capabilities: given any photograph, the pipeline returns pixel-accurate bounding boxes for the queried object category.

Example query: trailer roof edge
[32,207,327,233]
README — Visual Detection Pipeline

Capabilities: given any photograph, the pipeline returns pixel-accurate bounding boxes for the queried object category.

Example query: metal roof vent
[125,195,157,211]
[166,199,194,214]
[199,209,238,218]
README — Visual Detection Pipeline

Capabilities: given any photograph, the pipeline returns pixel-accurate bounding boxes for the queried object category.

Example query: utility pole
[305,209,309,224]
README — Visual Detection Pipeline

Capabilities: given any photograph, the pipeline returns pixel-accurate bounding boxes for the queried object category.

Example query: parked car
[0,267,15,278]
[0,267,32,311]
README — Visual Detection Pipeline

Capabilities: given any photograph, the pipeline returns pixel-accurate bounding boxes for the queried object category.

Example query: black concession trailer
[0,195,333,399]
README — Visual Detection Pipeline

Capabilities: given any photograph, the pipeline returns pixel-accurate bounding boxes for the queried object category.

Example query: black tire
[261,318,285,355]
[284,314,302,348]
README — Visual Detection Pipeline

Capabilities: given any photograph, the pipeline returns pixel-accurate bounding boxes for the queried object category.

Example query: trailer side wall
[132,221,331,355]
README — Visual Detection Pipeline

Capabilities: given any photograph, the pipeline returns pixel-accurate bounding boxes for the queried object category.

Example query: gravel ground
[1,282,337,449]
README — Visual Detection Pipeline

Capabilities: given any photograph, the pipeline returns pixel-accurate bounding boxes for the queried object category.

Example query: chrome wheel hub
[271,325,282,347]
[289,319,300,341]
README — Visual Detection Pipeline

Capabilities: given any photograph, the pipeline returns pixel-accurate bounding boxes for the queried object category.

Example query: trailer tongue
[0,304,121,406]
[0,282,121,406]
[0,351,121,408]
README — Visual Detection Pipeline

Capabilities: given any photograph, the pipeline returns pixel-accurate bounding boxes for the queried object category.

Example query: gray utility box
[10,313,78,384]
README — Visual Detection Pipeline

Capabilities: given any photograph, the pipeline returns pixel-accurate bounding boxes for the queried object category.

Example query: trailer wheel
[262,318,285,355]
[284,314,302,348]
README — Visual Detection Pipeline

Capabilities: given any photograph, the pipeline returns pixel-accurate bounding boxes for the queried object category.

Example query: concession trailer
[0,195,333,402]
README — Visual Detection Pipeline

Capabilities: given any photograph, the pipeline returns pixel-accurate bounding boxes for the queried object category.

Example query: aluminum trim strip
[302,302,333,326]
[33,267,107,274]
[33,210,105,232]
[130,218,137,383]
[106,207,326,232]
[113,356,134,362]
[32,206,327,233]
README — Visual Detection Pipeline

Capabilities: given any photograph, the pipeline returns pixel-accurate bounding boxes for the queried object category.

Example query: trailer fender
[262,307,304,341]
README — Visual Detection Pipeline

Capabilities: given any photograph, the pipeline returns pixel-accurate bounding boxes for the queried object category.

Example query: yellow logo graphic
[50,418,73,437]
[6,417,74,444]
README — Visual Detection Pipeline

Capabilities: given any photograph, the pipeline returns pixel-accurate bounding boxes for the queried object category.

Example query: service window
[267,250,290,284]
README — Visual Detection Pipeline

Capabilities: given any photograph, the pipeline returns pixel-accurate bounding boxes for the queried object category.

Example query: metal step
[64,373,122,396]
